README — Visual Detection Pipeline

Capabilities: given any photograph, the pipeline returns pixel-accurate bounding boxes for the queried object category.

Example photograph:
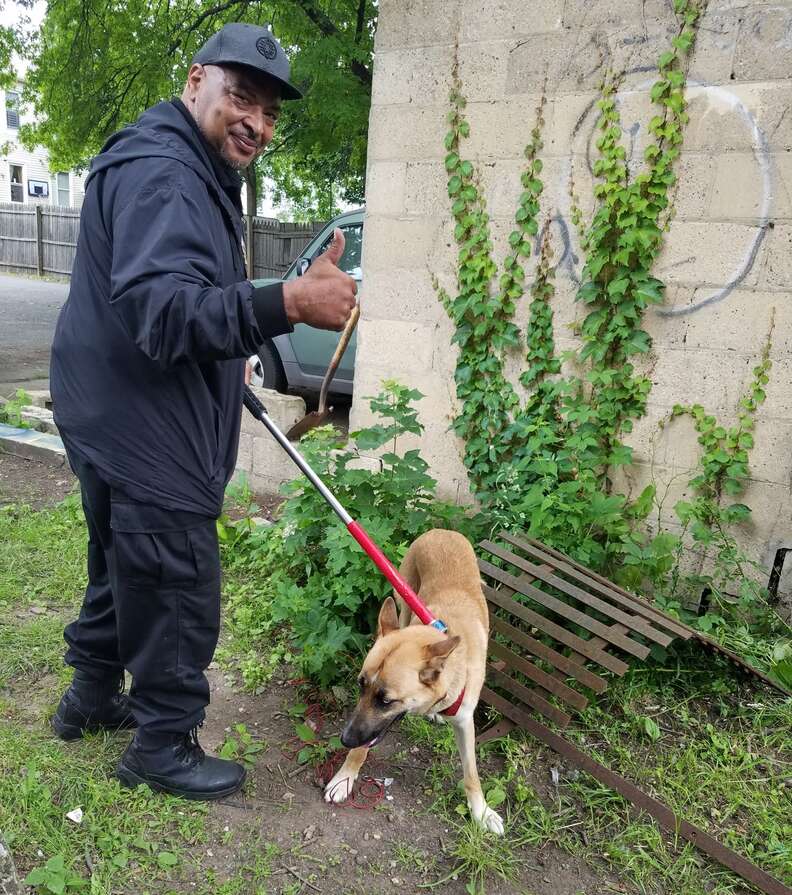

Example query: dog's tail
[396,542,420,628]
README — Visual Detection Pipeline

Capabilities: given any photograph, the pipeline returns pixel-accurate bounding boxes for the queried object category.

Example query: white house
[1,82,87,208]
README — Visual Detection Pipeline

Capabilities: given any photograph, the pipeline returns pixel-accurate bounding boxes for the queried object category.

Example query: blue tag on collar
[429,618,448,633]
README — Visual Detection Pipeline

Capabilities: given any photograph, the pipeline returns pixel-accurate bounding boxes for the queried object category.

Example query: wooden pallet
[476,530,791,895]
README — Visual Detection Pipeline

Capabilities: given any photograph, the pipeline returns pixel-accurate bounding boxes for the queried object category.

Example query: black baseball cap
[192,23,303,100]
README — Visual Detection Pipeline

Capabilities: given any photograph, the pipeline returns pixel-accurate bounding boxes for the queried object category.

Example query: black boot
[116,727,246,801]
[52,670,137,741]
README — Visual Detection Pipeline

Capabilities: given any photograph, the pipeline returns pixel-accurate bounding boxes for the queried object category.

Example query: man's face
[183,63,281,169]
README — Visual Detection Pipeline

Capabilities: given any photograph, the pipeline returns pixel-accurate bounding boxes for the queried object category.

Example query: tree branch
[354,0,366,43]
[167,0,250,55]
[290,0,372,86]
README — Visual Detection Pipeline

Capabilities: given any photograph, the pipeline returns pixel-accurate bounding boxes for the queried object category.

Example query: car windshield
[318,222,363,279]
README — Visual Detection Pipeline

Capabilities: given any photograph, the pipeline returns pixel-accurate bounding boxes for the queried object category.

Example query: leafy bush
[0,388,32,428]
[226,381,472,686]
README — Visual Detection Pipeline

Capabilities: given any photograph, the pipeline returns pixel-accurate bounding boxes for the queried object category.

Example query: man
[49,23,356,800]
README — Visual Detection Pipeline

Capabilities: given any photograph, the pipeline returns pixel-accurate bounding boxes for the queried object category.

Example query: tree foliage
[0,0,25,90]
[16,0,375,215]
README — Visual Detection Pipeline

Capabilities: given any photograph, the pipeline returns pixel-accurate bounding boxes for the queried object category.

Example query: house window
[56,172,70,207]
[10,165,23,203]
[6,90,19,129]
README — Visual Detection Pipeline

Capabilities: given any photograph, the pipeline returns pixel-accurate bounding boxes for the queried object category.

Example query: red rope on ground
[282,679,386,810]
[315,750,386,810]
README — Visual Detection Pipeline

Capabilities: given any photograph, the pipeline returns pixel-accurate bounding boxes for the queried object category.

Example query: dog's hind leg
[451,715,504,835]
[323,746,370,804]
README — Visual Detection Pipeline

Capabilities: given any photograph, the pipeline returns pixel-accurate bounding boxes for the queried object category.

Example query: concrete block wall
[352,0,792,604]
[236,386,307,496]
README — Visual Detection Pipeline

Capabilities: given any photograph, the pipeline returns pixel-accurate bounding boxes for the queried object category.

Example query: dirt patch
[0,450,77,509]
[225,491,284,523]
[193,666,614,895]
[0,450,285,521]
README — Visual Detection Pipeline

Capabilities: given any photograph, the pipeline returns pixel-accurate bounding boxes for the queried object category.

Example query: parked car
[248,207,364,398]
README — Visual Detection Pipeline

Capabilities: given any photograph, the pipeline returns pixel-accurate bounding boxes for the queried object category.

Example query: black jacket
[51,99,290,517]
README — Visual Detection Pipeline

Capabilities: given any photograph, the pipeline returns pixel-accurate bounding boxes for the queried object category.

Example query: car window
[315,223,363,279]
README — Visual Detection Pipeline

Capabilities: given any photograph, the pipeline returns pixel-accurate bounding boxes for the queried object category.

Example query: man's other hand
[282,228,357,331]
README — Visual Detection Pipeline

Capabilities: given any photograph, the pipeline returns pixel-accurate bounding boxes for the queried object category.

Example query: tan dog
[324,528,504,834]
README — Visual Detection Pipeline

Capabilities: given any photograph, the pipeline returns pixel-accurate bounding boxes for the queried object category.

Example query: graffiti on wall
[538,70,772,317]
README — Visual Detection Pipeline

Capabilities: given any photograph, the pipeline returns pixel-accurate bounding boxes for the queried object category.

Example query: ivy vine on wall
[435,0,787,659]
[437,0,705,566]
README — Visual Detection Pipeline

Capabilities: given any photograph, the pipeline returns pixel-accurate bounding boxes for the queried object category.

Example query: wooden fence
[248,216,324,280]
[0,203,324,280]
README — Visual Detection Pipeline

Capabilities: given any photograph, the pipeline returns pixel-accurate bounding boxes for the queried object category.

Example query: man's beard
[218,145,247,171]
[195,119,249,171]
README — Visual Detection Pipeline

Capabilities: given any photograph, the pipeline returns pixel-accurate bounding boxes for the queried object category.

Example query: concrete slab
[0,422,67,468]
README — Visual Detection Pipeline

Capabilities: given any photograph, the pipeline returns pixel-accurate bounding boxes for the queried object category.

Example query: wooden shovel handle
[318,303,360,414]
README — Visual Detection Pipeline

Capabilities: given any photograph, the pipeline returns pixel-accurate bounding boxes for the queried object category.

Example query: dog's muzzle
[341,710,407,749]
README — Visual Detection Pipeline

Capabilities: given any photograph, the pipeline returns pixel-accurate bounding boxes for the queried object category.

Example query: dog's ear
[377,596,399,638]
[419,635,461,684]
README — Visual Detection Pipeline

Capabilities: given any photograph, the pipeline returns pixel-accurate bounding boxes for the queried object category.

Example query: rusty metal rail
[476,530,792,895]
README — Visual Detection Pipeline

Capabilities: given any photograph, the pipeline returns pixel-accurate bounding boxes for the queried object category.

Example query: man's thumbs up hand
[321,228,346,267]
[283,228,357,331]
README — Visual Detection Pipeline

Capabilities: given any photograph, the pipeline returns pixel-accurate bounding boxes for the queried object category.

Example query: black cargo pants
[62,443,221,736]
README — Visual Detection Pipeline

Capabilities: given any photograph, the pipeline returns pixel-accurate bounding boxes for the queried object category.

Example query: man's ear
[419,635,461,684]
[184,63,206,100]
[377,596,399,639]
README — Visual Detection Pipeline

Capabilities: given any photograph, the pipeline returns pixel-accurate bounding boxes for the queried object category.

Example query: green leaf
[24,868,48,886]
[723,478,744,496]
[297,746,314,764]
[157,851,179,868]
[219,739,238,759]
[631,484,656,519]
[723,503,751,523]
[634,279,664,304]
[487,785,507,807]
[642,717,661,741]
[650,81,669,102]
[295,722,318,743]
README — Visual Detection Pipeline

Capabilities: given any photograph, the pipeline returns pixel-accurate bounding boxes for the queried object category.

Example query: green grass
[194,840,281,895]
[0,495,214,894]
[0,713,209,891]
[486,663,790,894]
[559,661,792,892]
[0,496,86,610]
[0,609,69,686]
[429,818,526,894]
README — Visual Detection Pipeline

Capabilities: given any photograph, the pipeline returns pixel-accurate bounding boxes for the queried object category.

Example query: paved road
[0,273,68,397]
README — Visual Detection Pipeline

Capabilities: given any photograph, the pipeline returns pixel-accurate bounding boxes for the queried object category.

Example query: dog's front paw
[475,805,505,836]
[426,712,446,724]
[324,769,357,804]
